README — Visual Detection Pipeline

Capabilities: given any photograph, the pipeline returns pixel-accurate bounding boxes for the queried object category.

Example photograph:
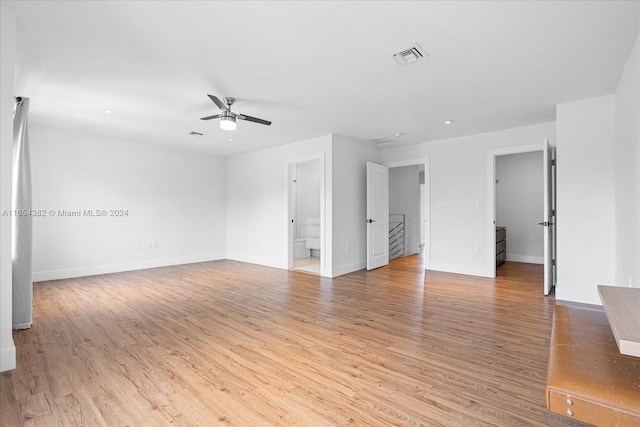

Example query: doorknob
[366,219,376,223]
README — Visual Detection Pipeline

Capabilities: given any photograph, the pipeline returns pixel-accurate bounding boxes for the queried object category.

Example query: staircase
[389,214,406,260]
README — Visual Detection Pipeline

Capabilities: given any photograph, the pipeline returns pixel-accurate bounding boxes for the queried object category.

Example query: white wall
[331,135,380,276]
[226,133,380,278]
[389,166,420,256]
[556,95,616,304]
[0,5,17,373]
[30,126,227,280]
[614,31,640,289]
[226,135,332,274]
[294,160,321,238]
[381,122,555,277]
[496,152,543,264]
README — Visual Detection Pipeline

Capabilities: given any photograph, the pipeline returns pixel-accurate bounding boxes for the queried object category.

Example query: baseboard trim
[12,322,31,330]
[427,262,491,278]
[331,261,366,278]
[225,254,286,270]
[33,253,226,282]
[555,286,602,306]
[506,254,544,264]
[0,343,16,373]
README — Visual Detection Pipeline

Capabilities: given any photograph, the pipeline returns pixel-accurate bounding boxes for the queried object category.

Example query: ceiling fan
[200,94,272,131]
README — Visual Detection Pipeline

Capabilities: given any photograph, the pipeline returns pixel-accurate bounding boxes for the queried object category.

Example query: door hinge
[552,209,556,216]
[552,259,556,266]
[551,159,556,166]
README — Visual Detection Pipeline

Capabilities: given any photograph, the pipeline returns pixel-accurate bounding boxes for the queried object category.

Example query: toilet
[293,227,310,258]
[293,238,310,258]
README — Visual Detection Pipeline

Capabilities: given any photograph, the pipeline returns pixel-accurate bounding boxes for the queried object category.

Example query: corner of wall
[330,135,380,276]
[0,4,17,372]
[556,94,616,305]
[613,29,640,290]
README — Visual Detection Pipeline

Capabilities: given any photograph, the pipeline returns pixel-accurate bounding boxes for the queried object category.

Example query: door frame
[542,138,556,295]
[486,143,545,279]
[287,153,327,276]
[384,157,431,269]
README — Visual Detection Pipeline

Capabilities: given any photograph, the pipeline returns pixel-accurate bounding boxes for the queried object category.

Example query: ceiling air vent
[392,43,428,66]
[369,136,393,145]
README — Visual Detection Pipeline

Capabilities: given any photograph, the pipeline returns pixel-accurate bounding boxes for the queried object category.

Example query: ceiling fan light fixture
[202,94,271,130]
[220,116,236,131]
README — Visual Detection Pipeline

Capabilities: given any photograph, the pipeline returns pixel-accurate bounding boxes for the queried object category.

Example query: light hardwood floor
[1,255,589,426]
[292,256,321,275]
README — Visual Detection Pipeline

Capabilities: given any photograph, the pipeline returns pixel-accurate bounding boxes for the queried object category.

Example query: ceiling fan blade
[237,113,272,126]
[200,114,221,120]
[207,94,228,111]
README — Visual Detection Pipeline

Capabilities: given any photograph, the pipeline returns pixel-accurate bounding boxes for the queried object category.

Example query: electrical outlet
[476,245,483,253]
[137,240,159,250]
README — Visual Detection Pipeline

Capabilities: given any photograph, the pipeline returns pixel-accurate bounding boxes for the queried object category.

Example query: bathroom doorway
[287,156,323,275]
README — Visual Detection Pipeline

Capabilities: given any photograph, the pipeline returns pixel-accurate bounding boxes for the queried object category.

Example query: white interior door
[542,138,556,295]
[367,162,389,270]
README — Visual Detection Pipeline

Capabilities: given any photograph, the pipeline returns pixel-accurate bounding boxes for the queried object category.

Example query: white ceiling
[5,1,639,157]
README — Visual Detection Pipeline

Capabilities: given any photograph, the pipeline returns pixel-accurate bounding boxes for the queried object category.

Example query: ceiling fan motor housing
[201,94,271,127]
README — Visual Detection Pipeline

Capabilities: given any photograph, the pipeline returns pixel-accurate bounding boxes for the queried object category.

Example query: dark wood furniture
[496,226,506,267]
[546,304,640,426]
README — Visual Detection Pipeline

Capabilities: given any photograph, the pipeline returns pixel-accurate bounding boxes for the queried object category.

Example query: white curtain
[12,96,32,330]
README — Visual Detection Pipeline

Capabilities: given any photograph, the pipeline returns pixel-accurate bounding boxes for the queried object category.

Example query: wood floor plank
[1,256,590,426]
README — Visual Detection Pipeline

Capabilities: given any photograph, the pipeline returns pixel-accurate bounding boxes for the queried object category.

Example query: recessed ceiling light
[104,109,114,114]
[443,120,453,125]
[394,132,403,138]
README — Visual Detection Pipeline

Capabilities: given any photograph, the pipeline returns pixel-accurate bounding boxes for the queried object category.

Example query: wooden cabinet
[496,227,506,267]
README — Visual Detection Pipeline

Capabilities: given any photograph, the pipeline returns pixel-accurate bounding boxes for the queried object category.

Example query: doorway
[388,165,421,260]
[287,156,323,275]
[385,158,430,268]
[495,151,544,265]
[486,141,556,294]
